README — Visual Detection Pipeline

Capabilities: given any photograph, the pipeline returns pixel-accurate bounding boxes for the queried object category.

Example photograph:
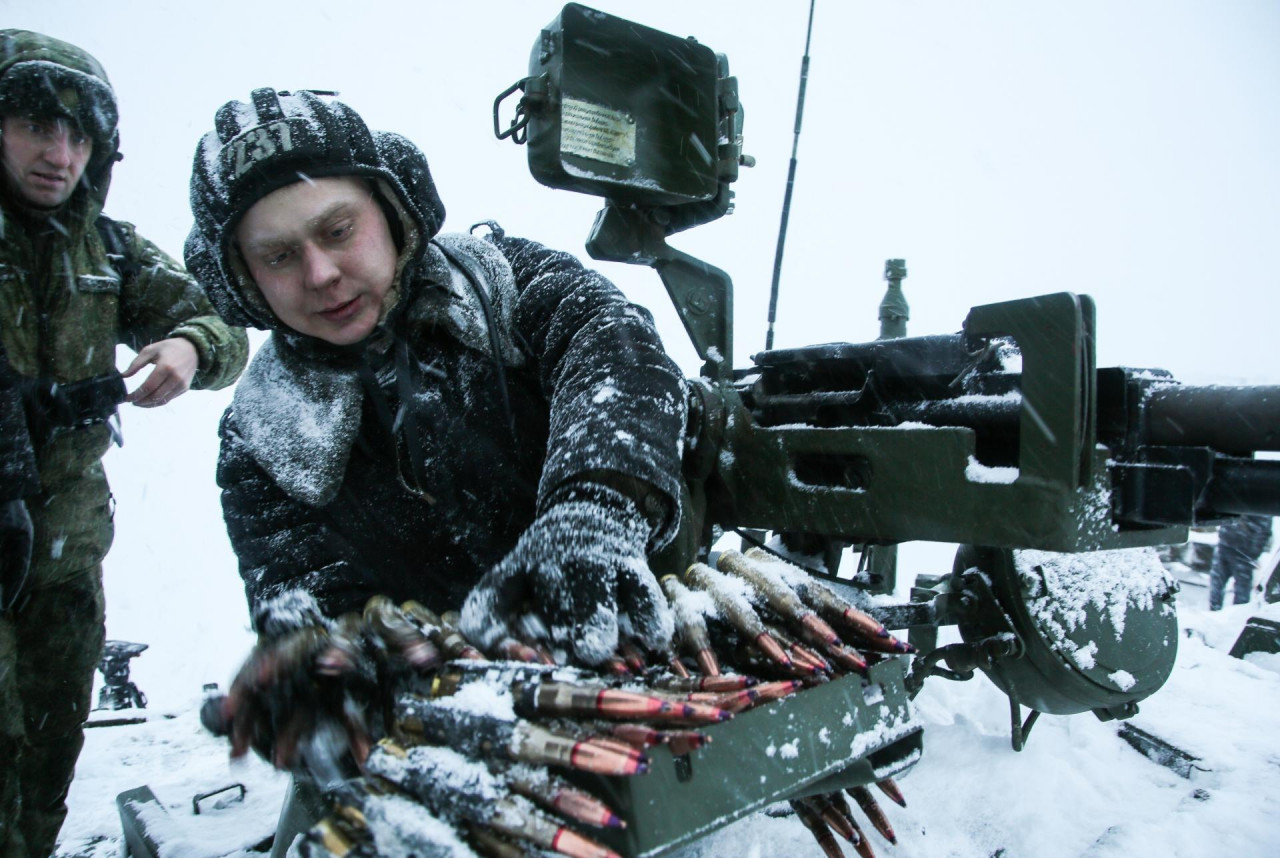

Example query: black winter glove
[0,499,33,613]
[460,481,675,666]
[203,590,376,774]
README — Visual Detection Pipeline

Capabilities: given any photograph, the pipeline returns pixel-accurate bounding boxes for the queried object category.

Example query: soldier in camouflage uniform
[1207,514,1273,611]
[0,31,249,857]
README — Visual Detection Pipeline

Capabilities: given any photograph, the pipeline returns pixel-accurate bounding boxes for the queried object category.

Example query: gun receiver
[720,305,1280,548]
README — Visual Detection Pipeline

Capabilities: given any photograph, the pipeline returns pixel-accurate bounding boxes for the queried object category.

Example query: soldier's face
[0,116,93,209]
[236,176,399,346]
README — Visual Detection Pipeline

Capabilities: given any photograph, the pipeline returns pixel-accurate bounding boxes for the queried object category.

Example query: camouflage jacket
[0,28,249,578]
[0,205,248,579]
[0,204,249,576]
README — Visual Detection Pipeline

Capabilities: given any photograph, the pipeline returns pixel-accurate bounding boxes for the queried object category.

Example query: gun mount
[96,640,149,712]
[493,3,1280,854]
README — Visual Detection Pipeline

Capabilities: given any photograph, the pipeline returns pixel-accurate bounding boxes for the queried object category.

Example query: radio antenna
[764,0,817,351]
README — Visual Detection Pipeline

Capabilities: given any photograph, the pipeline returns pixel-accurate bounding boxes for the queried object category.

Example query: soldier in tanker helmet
[0,31,249,857]
[186,88,684,762]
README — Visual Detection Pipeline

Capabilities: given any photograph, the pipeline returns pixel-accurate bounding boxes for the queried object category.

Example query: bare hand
[123,337,198,407]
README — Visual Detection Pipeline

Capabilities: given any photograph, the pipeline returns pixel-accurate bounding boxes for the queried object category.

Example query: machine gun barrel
[1142,384,1280,452]
[1202,456,1280,517]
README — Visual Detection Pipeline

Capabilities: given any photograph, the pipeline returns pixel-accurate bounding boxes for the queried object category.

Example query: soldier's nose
[300,245,340,290]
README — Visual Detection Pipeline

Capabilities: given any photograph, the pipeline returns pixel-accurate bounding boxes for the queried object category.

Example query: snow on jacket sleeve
[217,408,373,623]
[113,221,249,391]
[495,234,687,547]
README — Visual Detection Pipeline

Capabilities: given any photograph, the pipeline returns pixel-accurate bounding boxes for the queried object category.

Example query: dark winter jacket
[217,230,687,620]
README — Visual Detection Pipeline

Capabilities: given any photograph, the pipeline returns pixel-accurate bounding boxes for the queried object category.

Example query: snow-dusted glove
[204,591,449,775]
[460,481,675,666]
[202,590,379,775]
[0,499,33,613]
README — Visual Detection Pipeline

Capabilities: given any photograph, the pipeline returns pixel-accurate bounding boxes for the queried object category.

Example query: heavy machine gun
[489,7,1280,851]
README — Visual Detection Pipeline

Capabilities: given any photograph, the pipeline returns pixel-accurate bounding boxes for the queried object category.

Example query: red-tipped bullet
[791,800,847,858]
[789,643,832,674]
[494,637,547,664]
[618,640,648,674]
[548,826,623,858]
[754,632,794,668]
[811,793,858,844]
[603,657,631,677]
[848,786,898,844]
[507,773,626,830]
[874,777,907,808]
[710,688,761,714]
[654,674,756,693]
[798,613,843,649]
[605,722,662,747]
[824,644,869,674]
[564,737,649,777]
[665,731,711,756]
[695,647,722,677]
[752,679,804,703]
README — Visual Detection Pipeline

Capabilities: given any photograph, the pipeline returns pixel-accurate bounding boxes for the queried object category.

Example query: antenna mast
[763,0,817,351]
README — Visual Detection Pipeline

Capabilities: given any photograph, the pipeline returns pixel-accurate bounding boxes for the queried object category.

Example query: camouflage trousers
[0,564,105,858]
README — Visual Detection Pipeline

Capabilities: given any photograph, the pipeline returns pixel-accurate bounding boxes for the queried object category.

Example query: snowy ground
[57,549,1280,858]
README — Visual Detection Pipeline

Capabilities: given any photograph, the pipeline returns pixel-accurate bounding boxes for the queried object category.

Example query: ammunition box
[566,658,920,857]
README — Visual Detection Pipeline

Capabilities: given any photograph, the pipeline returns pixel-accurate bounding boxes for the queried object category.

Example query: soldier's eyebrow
[242,200,360,252]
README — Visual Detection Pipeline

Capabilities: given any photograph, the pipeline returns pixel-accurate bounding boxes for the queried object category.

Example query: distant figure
[1208,515,1273,611]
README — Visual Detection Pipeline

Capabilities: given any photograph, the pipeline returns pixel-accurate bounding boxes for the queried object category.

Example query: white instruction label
[560,97,635,167]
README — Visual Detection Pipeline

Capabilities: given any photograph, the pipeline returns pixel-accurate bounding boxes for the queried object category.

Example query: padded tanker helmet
[186,88,446,331]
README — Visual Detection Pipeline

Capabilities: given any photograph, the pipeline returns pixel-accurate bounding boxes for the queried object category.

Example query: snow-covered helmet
[185,88,446,330]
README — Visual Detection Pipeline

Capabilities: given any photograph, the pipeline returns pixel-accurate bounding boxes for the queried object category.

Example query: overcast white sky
[7,0,1279,383]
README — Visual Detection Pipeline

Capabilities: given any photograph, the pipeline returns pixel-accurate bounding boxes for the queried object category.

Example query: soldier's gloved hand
[460,480,674,667]
[0,498,33,613]
[203,590,378,775]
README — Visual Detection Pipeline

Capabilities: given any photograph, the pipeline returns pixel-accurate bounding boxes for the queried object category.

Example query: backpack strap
[95,215,142,287]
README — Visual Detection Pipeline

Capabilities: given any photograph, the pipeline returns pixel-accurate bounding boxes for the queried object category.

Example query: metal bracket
[193,782,246,815]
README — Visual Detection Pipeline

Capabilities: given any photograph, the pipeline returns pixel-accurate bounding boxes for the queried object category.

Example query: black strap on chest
[430,239,516,438]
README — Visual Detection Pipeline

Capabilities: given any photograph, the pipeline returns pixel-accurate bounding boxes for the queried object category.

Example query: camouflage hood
[185,88,446,340]
[0,29,121,214]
